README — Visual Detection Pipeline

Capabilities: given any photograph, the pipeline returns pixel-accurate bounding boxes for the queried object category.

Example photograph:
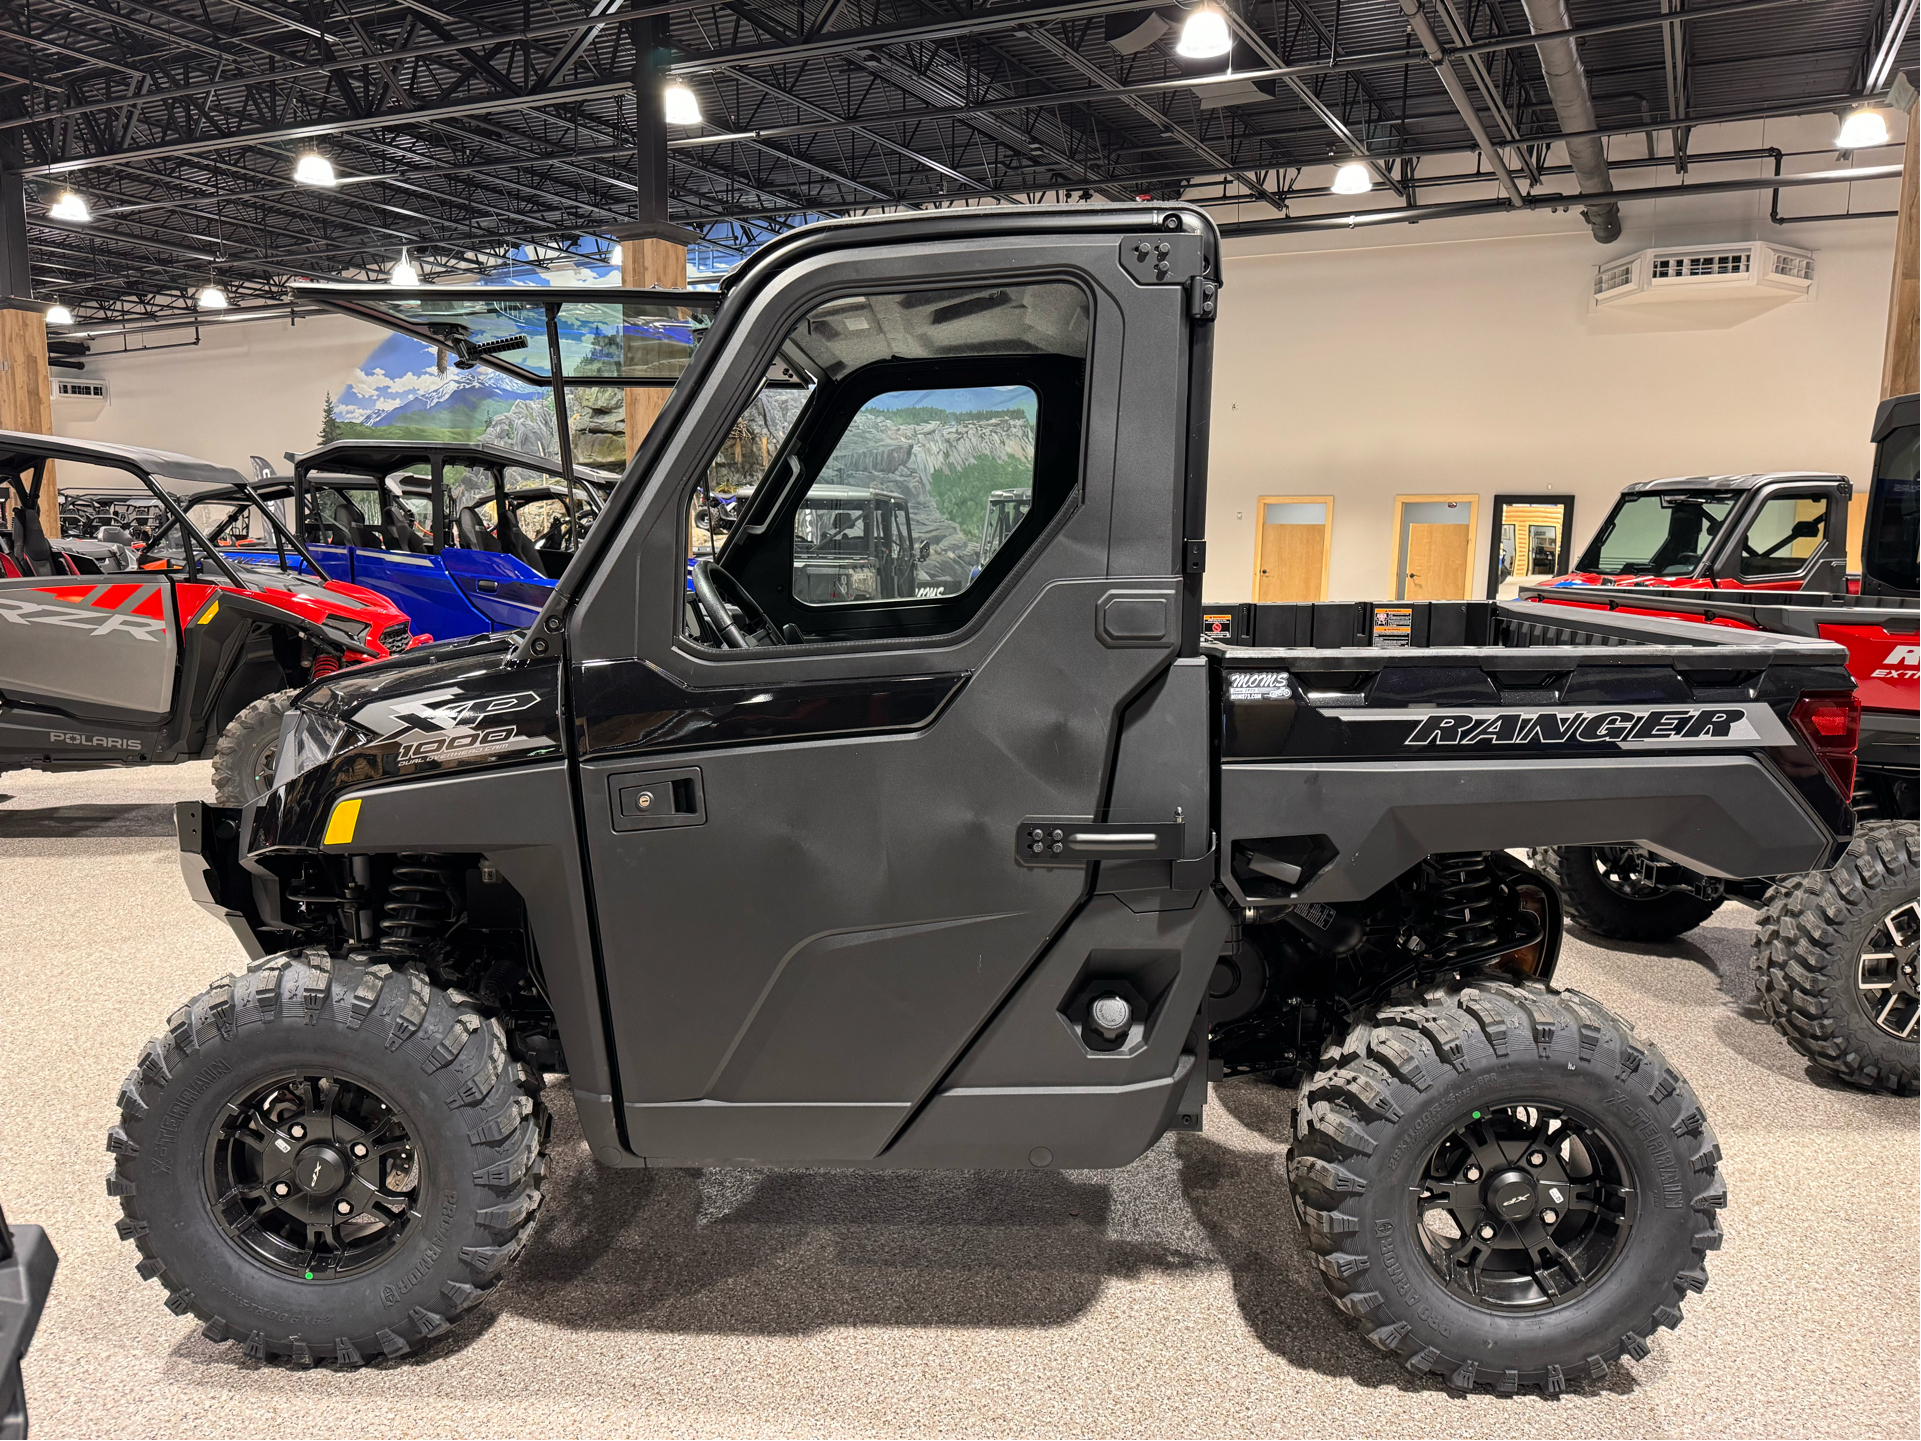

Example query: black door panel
[579,579,1180,1153]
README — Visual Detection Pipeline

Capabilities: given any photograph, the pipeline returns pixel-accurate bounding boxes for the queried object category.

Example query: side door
[565,221,1206,1163]
[0,573,179,720]
[1716,484,1846,590]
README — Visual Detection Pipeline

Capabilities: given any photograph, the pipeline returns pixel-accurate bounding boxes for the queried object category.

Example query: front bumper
[176,801,269,960]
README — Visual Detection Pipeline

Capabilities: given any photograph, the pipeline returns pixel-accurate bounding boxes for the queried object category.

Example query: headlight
[271,707,365,789]
[323,616,372,651]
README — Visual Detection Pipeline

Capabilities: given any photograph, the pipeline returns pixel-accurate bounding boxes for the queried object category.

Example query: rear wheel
[212,689,297,806]
[1753,820,1919,1095]
[107,950,548,1367]
[1535,844,1722,942]
[1289,981,1724,1392]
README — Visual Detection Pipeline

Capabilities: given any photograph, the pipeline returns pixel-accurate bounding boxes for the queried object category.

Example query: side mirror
[918,540,932,561]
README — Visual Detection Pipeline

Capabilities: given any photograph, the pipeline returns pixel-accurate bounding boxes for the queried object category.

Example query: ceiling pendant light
[1330,161,1374,195]
[45,304,75,326]
[1176,6,1233,60]
[197,285,229,310]
[390,249,420,286]
[294,152,337,187]
[1836,108,1890,149]
[47,191,91,222]
[663,82,702,127]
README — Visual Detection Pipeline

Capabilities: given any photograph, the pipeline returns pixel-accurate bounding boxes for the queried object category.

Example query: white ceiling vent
[1591,242,1814,319]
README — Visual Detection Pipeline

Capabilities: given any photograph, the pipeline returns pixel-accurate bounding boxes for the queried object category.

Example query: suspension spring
[1429,852,1501,961]
[310,654,341,679]
[379,854,459,957]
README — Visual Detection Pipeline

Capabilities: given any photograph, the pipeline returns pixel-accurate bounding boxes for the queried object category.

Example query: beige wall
[53,311,377,475]
[1207,114,1904,602]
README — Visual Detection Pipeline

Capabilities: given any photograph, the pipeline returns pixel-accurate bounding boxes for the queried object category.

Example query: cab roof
[0,429,248,494]
[1619,472,1845,494]
[294,439,572,478]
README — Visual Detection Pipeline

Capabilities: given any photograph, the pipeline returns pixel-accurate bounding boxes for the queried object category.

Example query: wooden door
[1405,523,1470,599]
[1254,497,1331,602]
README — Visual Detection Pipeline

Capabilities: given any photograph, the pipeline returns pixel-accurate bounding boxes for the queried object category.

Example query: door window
[792,385,1038,605]
[1739,495,1829,578]
[683,280,1088,647]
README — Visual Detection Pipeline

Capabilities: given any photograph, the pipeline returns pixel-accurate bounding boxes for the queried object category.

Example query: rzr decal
[356,688,543,766]
[0,591,167,640]
[1340,703,1794,749]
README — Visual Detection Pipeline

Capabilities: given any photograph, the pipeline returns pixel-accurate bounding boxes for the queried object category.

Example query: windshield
[1574,491,1739,576]
[1864,423,1918,594]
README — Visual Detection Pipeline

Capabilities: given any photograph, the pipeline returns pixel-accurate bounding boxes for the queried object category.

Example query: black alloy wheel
[205,1072,421,1281]
[1415,1102,1635,1309]
[1535,844,1721,942]
[1858,897,1920,1042]
[1754,821,1920,1094]
[1288,980,1725,1392]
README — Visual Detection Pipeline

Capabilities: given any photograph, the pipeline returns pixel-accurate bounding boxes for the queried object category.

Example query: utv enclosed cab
[283,441,605,640]
[140,207,1862,1391]
[1560,471,1853,591]
[788,484,917,603]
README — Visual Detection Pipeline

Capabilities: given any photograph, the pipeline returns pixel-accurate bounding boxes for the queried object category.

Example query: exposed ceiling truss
[0,0,1911,323]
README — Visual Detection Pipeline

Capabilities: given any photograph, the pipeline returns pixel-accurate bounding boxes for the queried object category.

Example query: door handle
[1016,816,1184,866]
[608,766,705,831]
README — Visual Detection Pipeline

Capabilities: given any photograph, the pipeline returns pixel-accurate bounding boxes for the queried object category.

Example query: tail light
[1789,691,1861,801]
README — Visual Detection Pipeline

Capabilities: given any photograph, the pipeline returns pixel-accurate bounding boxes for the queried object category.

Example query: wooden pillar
[619,233,687,461]
[1,164,55,530]
[1881,95,1919,402]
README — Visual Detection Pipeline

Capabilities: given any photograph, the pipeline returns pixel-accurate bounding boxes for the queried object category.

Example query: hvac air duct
[1518,0,1621,243]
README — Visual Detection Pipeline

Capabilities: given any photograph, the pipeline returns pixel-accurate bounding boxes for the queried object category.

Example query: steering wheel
[690,558,781,649]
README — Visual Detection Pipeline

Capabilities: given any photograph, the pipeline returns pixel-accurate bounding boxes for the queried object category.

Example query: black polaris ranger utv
[119,207,1858,1391]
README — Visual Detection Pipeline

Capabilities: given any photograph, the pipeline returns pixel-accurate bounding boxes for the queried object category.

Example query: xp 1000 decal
[355,687,548,767]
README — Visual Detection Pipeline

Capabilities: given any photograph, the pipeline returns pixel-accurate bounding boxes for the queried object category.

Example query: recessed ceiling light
[664,83,702,127]
[48,191,91,222]
[294,152,337,186]
[1330,161,1374,195]
[45,304,75,325]
[1836,108,1890,149]
[198,285,229,310]
[1176,7,1233,60]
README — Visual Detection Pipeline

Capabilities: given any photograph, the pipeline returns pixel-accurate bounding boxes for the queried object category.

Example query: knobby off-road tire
[212,689,298,807]
[1753,820,1919,1095]
[1535,846,1719,942]
[107,949,548,1367]
[1288,981,1725,1393]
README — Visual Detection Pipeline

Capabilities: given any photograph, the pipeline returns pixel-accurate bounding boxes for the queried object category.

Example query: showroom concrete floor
[1,764,1915,1440]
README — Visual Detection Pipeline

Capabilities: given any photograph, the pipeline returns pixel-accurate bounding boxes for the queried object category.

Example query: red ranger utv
[1,433,422,806]
[1525,394,1918,1093]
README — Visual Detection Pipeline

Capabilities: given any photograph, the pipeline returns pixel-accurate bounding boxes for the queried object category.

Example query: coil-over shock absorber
[379,854,460,957]
[1428,852,1501,961]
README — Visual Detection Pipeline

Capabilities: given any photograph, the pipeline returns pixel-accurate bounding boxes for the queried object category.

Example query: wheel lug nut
[1465,1166,1481,1182]
[1542,1209,1559,1225]
[351,1143,368,1159]
[335,1199,354,1216]
[1478,1224,1497,1240]
[272,1182,291,1198]
[289,1123,306,1139]
[1528,1151,1545,1166]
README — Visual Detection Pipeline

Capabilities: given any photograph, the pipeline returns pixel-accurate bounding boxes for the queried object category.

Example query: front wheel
[1534,844,1723,941]
[1753,820,1919,1094]
[1289,982,1724,1391]
[212,689,297,806]
[107,951,548,1367]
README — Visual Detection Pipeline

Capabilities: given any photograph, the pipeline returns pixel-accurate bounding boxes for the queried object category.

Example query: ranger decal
[1340,702,1793,749]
